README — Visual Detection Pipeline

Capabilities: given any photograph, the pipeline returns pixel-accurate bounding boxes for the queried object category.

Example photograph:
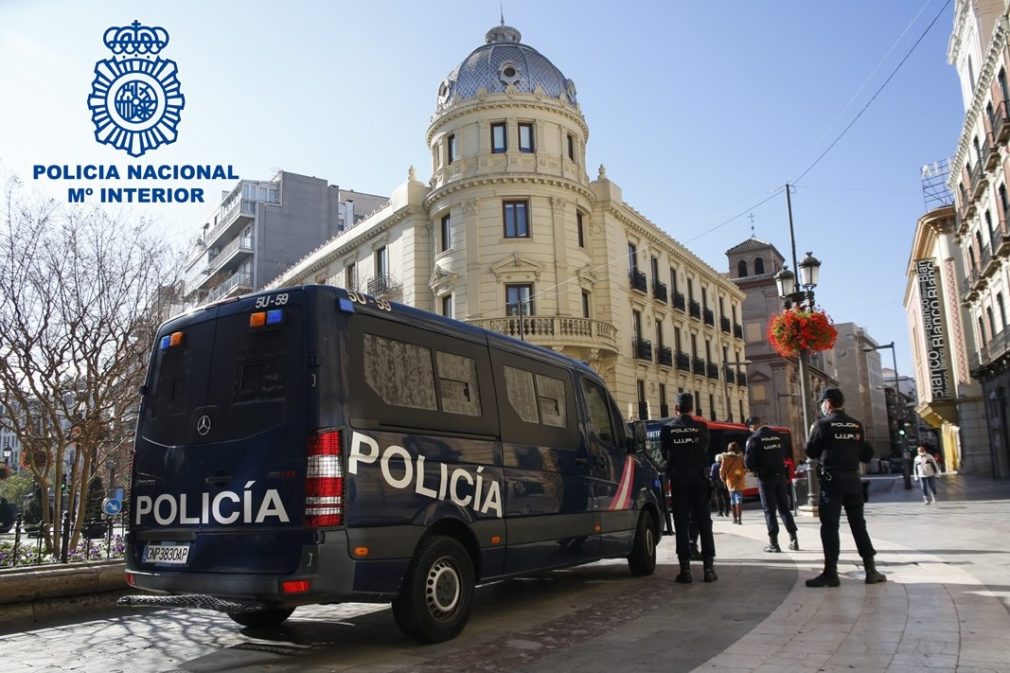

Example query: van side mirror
[629,420,647,454]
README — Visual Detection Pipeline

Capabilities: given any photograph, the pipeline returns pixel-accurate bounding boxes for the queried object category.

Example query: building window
[582,291,591,318]
[969,55,976,92]
[978,316,987,344]
[968,245,977,272]
[695,391,702,416]
[709,394,716,420]
[739,400,745,421]
[986,210,995,242]
[656,321,664,349]
[637,380,647,420]
[576,211,585,247]
[754,257,765,274]
[503,200,530,238]
[345,262,356,290]
[491,122,507,153]
[567,133,575,161]
[659,383,668,418]
[988,306,996,338]
[442,294,453,318]
[1000,185,1009,215]
[374,246,388,278]
[447,134,458,164]
[691,333,698,358]
[674,326,682,352]
[518,122,534,152]
[628,243,639,273]
[440,213,451,252]
[506,284,533,316]
[632,310,643,342]
[687,278,694,302]
[670,267,678,294]
[738,260,748,277]
[701,287,708,311]
[999,293,1008,331]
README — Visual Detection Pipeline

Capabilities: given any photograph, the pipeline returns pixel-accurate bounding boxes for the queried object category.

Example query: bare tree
[0,177,179,557]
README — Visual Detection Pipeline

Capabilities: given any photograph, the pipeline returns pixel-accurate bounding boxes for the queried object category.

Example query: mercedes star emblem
[196,414,212,436]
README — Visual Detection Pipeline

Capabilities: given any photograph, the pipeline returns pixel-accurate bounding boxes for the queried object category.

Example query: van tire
[628,510,657,576]
[392,535,475,643]
[228,606,294,628]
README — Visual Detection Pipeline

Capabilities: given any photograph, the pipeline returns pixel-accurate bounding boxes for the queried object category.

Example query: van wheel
[392,535,475,643]
[228,607,294,628]
[628,510,657,576]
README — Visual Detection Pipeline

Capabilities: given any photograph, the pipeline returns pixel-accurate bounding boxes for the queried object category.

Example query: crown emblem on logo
[87,20,185,157]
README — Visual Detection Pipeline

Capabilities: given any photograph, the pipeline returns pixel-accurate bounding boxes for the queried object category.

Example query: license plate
[143,543,191,565]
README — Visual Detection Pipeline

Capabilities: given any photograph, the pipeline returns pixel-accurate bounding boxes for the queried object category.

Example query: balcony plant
[767,308,838,358]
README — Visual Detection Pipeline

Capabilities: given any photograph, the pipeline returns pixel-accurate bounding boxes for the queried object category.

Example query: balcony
[688,300,701,320]
[692,356,706,376]
[206,198,257,248]
[673,291,686,311]
[206,233,253,276]
[633,337,653,361]
[206,269,253,303]
[996,219,1010,257]
[468,316,619,354]
[724,364,737,383]
[652,279,668,303]
[367,274,403,301]
[982,242,1000,278]
[720,316,731,333]
[983,135,999,171]
[629,269,648,293]
[995,100,1010,143]
[703,308,715,326]
[658,345,673,367]
[706,362,719,380]
[737,372,747,386]
[675,351,691,372]
[970,161,987,200]
[733,323,743,339]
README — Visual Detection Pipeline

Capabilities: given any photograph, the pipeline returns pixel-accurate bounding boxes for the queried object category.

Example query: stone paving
[0,473,1008,673]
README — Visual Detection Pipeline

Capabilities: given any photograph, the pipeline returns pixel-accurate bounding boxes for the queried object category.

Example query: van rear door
[131,290,309,575]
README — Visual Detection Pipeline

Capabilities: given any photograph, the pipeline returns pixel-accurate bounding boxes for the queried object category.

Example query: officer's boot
[763,535,781,553]
[805,565,840,588]
[675,557,693,584]
[788,532,800,551]
[864,558,887,585]
[702,557,718,583]
[689,542,702,561]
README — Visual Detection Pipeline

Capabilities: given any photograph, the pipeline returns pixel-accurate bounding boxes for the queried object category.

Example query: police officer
[805,387,887,587]
[744,416,799,553]
[661,393,717,583]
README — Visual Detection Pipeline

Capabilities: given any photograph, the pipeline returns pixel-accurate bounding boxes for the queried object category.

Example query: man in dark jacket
[661,393,716,583]
[805,387,887,587]
[745,417,799,553]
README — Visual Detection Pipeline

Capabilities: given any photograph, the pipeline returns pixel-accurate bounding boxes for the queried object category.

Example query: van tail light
[305,429,343,528]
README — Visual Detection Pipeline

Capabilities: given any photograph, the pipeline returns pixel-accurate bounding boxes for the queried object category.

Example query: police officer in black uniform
[744,416,799,553]
[661,393,717,583]
[805,387,887,587]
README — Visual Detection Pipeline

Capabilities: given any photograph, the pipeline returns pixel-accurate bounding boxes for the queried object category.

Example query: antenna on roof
[500,0,505,25]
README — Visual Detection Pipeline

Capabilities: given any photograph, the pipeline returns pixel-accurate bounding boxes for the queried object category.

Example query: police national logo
[87,21,185,157]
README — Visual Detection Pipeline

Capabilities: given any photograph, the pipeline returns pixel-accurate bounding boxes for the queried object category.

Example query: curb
[0,561,127,628]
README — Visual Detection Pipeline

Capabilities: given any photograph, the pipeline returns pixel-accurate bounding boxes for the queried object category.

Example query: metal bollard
[60,511,71,563]
[12,513,22,567]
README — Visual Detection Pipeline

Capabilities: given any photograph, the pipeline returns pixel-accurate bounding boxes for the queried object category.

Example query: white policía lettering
[212,491,241,524]
[255,489,290,523]
[153,494,177,525]
[179,494,200,525]
[349,431,503,518]
[135,496,153,525]
[136,489,291,526]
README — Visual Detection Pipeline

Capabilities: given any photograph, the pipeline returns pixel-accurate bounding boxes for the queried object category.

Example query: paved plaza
[1,474,1008,673]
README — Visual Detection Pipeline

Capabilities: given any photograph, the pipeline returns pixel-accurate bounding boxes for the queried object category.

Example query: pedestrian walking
[804,387,887,587]
[913,444,941,504]
[720,441,747,525]
[745,417,799,552]
[710,454,729,518]
[661,393,717,583]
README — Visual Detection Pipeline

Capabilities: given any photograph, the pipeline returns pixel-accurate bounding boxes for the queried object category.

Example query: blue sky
[0,0,964,376]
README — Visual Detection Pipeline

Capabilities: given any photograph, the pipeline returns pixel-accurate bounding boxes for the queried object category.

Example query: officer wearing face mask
[804,387,886,588]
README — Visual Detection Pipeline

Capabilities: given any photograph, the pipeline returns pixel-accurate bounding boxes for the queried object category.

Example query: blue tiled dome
[436,25,577,110]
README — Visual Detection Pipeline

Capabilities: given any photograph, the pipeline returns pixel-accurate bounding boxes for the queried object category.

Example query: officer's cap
[675,392,694,412]
[818,387,845,406]
[745,416,761,427]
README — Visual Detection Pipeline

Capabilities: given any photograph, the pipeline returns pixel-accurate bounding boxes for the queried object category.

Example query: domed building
[270,24,749,422]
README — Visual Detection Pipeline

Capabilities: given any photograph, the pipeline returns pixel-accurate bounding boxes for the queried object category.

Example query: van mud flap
[118,594,267,614]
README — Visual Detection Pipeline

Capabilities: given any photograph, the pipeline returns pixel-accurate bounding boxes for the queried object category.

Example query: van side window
[363,333,437,410]
[582,380,616,444]
[435,351,481,416]
[504,366,539,423]
[536,374,567,428]
[503,366,568,428]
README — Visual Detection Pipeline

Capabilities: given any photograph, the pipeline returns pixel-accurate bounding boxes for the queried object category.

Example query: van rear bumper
[127,530,361,604]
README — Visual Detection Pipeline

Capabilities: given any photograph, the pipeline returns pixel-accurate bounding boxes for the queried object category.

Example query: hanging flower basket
[767,308,838,358]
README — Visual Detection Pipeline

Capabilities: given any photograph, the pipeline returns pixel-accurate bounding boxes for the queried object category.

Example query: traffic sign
[102,497,123,516]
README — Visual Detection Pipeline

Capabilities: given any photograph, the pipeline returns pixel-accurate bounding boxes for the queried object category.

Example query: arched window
[968,245,976,272]
[754,257,765,275]
[737,260,748,277]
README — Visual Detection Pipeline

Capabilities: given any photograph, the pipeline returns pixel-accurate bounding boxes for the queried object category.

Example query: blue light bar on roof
[266,309,283,325]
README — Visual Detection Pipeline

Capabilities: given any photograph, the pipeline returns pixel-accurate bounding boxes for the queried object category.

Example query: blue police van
[123,286,664,642]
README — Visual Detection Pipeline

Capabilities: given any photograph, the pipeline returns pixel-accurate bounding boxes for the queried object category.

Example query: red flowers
[767,309,838,358]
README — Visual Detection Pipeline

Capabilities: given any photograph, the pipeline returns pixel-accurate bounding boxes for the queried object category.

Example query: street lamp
[773,252,822,514]
[863,341,912,490]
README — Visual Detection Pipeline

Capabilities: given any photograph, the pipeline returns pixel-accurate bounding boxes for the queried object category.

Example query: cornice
[948,0,972,64]
[950,17,1008,181]
[908,205,956,268]
[424,173,596,209]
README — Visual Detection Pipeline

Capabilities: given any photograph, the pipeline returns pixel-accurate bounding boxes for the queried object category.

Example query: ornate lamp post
[774,251,822,514]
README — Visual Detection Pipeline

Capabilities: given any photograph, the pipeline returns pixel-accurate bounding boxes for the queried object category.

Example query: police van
[123,286,664,643]
[643,417,794,498]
